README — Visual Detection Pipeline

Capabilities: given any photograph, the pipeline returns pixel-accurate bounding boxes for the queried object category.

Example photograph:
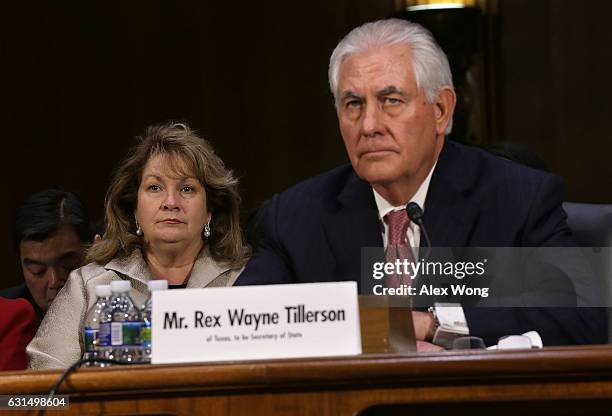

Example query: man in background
[1,189,93,321]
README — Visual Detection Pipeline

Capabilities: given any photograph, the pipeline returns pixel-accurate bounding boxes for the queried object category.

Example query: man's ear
[434,87,456,136]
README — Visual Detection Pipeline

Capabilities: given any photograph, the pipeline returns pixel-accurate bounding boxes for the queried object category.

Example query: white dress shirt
[373,162,436,255]
[371,162,469,339]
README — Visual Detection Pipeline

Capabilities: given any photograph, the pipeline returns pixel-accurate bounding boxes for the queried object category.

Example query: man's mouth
[360,149,395,157]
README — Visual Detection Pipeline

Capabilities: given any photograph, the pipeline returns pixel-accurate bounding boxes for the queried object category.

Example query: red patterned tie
[384,210,415,288]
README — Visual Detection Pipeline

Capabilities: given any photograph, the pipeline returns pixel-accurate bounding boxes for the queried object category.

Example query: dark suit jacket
[236,140,607,346]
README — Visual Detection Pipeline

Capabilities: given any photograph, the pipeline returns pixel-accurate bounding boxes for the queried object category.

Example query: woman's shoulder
[208,266,244,287]
[190,249,245,288]
[70,261,117,285]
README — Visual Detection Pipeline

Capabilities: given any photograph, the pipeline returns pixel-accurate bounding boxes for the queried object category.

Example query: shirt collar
[372,161,437,220]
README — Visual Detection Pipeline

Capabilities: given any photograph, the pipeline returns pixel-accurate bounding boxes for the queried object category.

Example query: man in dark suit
[236,19,606,348]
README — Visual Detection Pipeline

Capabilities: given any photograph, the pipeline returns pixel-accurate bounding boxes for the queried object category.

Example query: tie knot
[385,209,410,246]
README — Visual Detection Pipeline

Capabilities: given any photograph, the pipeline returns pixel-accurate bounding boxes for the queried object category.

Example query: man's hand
[416,340,444,352]
[412,310,436,342]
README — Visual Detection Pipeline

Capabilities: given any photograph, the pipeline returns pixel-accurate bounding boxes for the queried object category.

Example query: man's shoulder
[259,164,369,230]
[0,283,30,300]
[446,140,544,173]
[282,164,357,196]
[443,140,560,192]
[272,164,362,208]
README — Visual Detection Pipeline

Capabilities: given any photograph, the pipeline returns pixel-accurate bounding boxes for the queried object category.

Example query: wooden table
[3,345,612,415]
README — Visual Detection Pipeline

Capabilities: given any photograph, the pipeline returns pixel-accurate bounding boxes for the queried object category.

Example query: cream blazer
[27,248,241,369]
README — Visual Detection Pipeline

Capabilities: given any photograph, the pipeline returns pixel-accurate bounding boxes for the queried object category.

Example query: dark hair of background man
[12,189,93,254]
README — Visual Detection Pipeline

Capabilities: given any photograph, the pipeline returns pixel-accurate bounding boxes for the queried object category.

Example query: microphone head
[406,202,424,225]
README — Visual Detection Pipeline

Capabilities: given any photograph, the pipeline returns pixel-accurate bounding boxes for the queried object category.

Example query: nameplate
[151,282,361,364]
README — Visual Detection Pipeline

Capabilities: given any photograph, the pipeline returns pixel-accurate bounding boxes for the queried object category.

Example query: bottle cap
[148,280,168,291]
[95,285,112,297]
[110,280,131,293]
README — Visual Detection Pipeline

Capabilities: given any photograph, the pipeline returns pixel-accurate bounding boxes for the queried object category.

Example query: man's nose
[361,103,384,137]
[48,267,67,290]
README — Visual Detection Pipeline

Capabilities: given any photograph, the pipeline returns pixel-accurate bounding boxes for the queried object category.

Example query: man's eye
[346,100,362,109]
[384,97,402,105]
[28,267,46,276]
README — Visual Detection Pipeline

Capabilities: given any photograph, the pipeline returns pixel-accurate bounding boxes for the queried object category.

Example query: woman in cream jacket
[28,122,249,369]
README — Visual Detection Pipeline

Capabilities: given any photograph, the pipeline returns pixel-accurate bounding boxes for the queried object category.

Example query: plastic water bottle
[102,280,143,364]
[83,285,111,366]
[141,280,168,363]
[98,287,114,364]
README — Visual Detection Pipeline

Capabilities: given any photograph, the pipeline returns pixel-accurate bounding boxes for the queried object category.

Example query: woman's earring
[203,222,211,238]
[136,219,143,237]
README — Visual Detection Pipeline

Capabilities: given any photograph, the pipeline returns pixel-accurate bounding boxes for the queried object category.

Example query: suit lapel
[322,171,383,282]
[423,141,480,248]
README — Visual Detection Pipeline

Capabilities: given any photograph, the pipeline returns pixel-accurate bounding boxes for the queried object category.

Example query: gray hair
[328,19,454,133]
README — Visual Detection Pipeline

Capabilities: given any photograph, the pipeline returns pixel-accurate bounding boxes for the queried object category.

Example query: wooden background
[2,0,612,288]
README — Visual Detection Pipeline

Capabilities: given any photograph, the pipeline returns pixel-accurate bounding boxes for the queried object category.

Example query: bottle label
[111,321,143,346]
[99,322,111,347]
[111,322,123,346]
[123,321,143,346]
[84,327,98,352]
[142,322,152,348]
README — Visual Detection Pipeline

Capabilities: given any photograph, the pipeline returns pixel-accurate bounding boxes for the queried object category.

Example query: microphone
[406,202,431,262]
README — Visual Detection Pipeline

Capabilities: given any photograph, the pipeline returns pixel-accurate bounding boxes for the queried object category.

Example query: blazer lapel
[423,141,481,248]
[322,171,383,283]
[187,247,234,288]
